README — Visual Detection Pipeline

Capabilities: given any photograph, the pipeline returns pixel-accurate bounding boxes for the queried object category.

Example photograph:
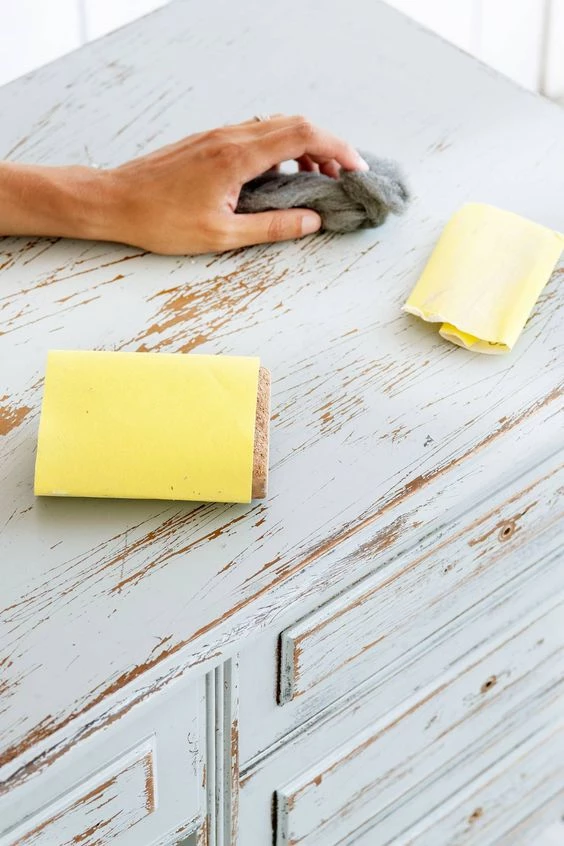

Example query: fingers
[223,115,367,179]
[235,113,285,127]
[226,209,322,248]
[297,154,320,174]
[297,155,341,179]
[241,116,368,179]
[225,115,289,140]
[319,160,341,179]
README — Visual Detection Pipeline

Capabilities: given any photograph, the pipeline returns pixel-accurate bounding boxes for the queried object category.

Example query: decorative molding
[206,659,239,846]
[0,739,156,846]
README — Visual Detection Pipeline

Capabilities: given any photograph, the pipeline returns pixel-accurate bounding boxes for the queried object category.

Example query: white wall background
[389,0,564,96]
[0,0,563,100]
[0,0,167,85]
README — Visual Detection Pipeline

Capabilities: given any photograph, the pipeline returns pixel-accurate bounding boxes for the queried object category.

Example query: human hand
[105,115,369,254]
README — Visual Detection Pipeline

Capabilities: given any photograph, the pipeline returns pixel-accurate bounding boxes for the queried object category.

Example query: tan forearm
[0,162,118,241]
[0,119,368,254]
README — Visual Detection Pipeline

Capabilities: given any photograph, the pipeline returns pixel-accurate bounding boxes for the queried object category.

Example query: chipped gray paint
[0,0,563,842]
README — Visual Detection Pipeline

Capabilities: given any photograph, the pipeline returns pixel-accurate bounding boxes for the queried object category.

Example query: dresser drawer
[394,721,564,846]
[0,675,206,846]
[240,595,564,846]
[239,452,564,764]
[3,740,157,846]
[280,453,563,705]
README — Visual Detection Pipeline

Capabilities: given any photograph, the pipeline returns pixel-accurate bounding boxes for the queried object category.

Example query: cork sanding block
[34,350,270,503]
[252,366,270,499]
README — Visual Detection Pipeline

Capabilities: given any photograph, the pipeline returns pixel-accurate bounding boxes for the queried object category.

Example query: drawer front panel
[6,740,155,845]
[275,597,564,846]
[280,453,563,703]
[397,722,564,846]
[0,676,205,846]
[240,538,561,768]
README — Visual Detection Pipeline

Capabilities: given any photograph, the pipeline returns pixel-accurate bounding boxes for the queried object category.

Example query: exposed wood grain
[0,398,31,436]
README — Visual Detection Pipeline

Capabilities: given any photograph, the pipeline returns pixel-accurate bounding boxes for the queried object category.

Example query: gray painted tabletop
[0,0,562,793]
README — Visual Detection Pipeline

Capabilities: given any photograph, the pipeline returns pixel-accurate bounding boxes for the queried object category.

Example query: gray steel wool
[237,152,410,233]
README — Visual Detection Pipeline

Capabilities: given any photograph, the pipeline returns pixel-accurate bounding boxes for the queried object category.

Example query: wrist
[57,166,124,242]
[0,162,123,243]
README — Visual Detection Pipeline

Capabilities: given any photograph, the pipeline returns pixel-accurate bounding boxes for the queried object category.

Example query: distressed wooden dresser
[1,1,563,844]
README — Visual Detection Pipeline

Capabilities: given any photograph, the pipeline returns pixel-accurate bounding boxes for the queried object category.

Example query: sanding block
[34,350,270,503]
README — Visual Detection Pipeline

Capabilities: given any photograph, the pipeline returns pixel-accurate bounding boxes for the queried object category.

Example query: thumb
[229,209,322,247]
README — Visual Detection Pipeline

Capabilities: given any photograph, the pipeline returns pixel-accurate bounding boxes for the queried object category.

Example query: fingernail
[301,211,322,234]
[355,154,370,172]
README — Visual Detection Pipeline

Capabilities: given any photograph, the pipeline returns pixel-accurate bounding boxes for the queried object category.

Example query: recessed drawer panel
[273,597,564,846]
[0,675,206,846]
[279,453,563,704]
[4,740,156,846]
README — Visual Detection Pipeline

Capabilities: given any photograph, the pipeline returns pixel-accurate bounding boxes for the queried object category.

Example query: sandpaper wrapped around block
[34,350,270,503]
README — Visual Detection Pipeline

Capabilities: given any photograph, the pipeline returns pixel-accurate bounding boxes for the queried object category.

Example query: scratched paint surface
[278,456,564,704]
[276,602,564,845]
[5,746,154,845]
[397,723,564,846]
[0,0,563,796]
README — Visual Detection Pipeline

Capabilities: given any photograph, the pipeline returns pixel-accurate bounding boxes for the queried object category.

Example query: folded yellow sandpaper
[403,203,564,353]
[35,350,260,503]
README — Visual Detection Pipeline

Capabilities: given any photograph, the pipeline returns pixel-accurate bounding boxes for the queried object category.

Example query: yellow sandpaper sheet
[403,203,564,353]
[35,350,260,503]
